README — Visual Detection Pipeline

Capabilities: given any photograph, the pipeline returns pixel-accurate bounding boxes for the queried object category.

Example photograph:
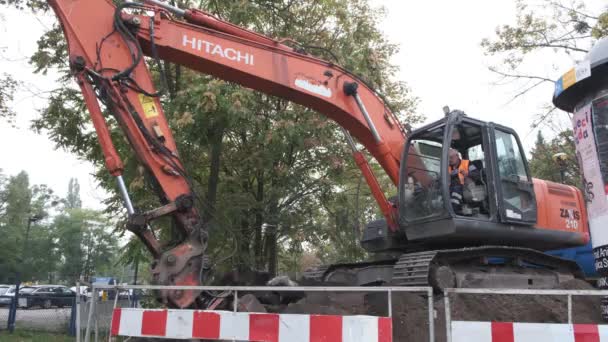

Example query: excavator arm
[47,0,411,307]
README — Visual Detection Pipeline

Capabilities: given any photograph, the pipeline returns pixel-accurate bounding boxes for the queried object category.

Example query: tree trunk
[238,211,250,272]
[268,226,277,277]
[253,171,264,269]
[133,259,139,285]
[264,200,279,277]
[204,124,225,223]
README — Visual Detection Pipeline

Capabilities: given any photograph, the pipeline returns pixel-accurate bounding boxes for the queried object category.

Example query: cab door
[490,125,537,225]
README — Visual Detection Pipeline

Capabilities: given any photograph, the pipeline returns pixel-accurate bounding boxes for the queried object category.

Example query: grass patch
[0,330,73,341]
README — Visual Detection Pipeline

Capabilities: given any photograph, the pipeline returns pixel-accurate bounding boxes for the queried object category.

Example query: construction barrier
[82,284,434,342]
[452,321,608,342]
[445,288,608,342]
[111,307,393,341]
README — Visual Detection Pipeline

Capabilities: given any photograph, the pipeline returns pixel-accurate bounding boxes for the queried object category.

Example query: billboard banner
[573,95,608,273]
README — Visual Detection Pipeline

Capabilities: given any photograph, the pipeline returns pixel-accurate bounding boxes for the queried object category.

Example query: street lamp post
[7,214,44,333]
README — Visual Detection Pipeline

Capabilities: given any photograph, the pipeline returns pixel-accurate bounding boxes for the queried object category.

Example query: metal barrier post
[85,285,97,342]
[69,296,77,336]
[131,288,138,308]
[567,294,572,324]
[108,286,120,341]
[95,313,99,342]
[76,281,81,342]
[6,296,15,332]
[428,289,435,342]
[233,290,238,312]
[388,289,392,317]
[444,290,451,342]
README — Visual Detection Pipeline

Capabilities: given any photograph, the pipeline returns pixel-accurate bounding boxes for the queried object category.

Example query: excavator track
[392,251,438,287]
[392,246,584,290]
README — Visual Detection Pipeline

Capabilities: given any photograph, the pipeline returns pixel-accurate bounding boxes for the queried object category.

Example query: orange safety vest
[449,159,469,185]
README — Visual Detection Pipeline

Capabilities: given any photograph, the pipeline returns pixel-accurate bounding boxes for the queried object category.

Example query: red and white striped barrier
[111,308,392,341]
[452,321,608,341]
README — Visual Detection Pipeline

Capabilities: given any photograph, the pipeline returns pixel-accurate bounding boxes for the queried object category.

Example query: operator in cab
[448,148,480,214]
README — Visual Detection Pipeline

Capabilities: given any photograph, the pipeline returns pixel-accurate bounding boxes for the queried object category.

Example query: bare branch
[489,68,555,83]
[518,43,588,53]
[532,106,558,129]
[505,79,546,104]
[549,1,599,20]
[523,106,559,141]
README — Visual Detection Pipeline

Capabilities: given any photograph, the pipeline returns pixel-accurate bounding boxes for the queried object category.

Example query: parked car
[18,285,76,309]
[0,285,13,306]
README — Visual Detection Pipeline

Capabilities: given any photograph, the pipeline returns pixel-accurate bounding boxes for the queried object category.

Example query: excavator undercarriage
[303,246,584,291]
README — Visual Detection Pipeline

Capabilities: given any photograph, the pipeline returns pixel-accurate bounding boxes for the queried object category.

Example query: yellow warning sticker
[561,68,577,91]
[138,93,159,118]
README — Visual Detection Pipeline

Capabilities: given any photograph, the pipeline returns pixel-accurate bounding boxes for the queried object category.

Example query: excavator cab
[397,111,538,248]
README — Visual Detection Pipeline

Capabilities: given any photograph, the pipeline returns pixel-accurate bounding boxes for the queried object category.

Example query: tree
[529,130,581,188]
[0,171,31,282]
[0,171,59,283]
[116,237,151,284]
[65,178,82,209]
[0,169,7,217]
[481,0,607,126]
[2,0,419,279]
[53,209,118,283]
[0,74,18,125]
[53,179,118,283]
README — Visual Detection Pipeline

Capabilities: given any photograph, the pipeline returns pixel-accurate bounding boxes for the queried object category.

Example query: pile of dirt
[280,279,603,342]
[449,279,602,324]
[213,270,603,341]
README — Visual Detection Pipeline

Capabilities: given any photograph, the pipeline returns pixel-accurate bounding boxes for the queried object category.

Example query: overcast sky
[0,0,604,209]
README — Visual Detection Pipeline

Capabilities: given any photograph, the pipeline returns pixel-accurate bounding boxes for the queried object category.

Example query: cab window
[494,129,535,221]
[495,131,527,178]
[449,122,489,218]
[401,126,446,222]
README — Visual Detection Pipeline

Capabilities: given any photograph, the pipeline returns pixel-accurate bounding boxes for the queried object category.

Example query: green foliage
[593,11,608,38]
[0,171,31,282]
[0,0,47,11]
[482,0,606,64]
[0,74,18,125]
[115,236,151,284]
[529,130,581,188]
[65,178,82,209]
[0,171,59,283]
[0,171,118,284]
[3,0,419,279]
[53,208,119,283]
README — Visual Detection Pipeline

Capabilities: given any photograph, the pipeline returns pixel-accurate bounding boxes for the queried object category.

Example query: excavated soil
[280,279,603,342]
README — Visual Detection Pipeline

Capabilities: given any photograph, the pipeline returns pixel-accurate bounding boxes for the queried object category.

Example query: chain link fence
[8,295,74,333]
[79,297,140,339]
[0,285,92,335]
[0,302,8,331]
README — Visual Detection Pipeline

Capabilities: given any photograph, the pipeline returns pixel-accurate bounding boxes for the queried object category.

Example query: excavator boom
[47,0,415,307]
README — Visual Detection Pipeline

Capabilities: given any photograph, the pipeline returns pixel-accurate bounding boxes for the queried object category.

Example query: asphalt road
[0,307,71,332]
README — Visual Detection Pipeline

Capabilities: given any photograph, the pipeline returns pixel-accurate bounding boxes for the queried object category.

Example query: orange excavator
[46,0,589,308]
